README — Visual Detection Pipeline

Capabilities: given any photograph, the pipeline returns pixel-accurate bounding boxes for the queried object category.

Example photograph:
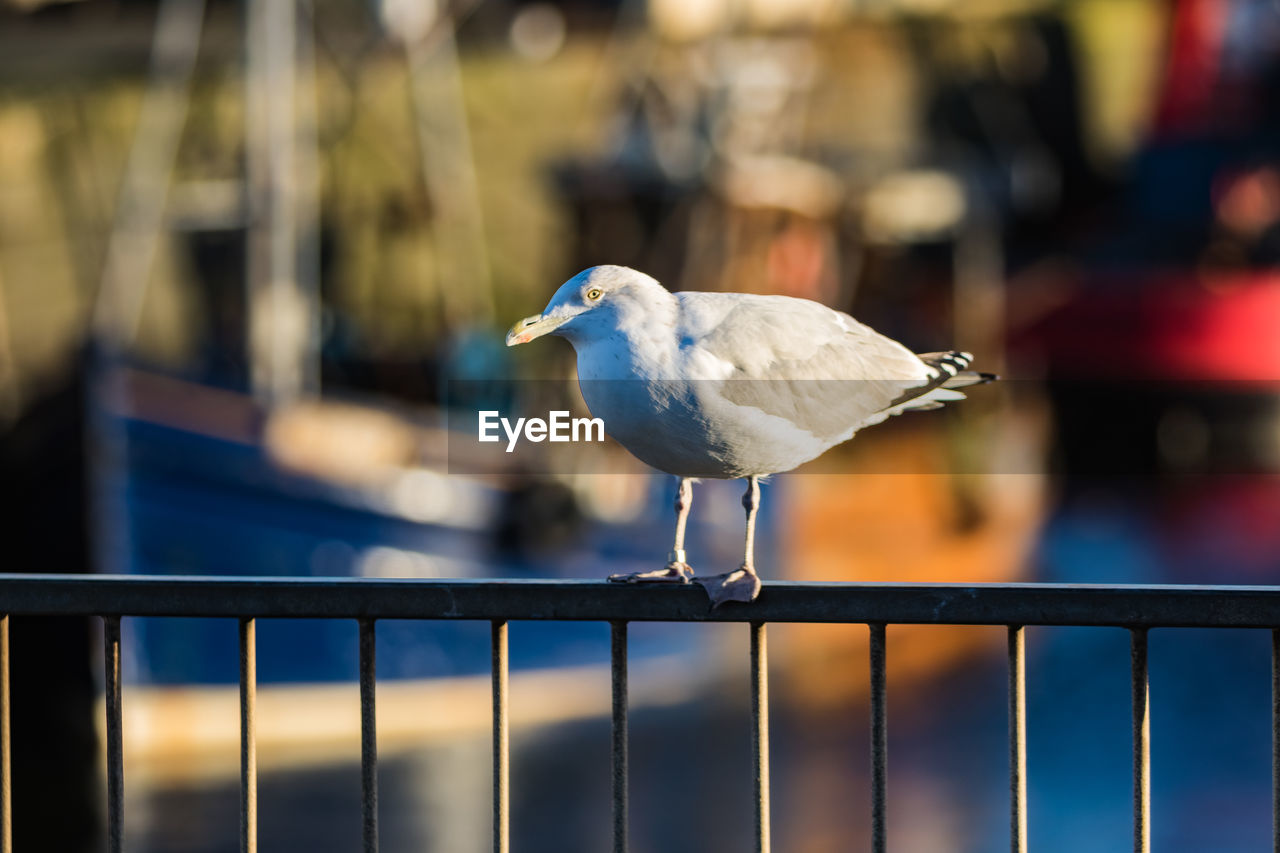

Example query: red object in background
[1018,270,1280,382]
[1152,0,1232,137]
[766,220,833,302]
[1151,0,1280,138]
[1214,166,1280,236]
[1160,476,1280,581]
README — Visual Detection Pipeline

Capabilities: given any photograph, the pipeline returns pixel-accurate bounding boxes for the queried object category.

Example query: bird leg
[696,476,763,606]
[609,477,694,584]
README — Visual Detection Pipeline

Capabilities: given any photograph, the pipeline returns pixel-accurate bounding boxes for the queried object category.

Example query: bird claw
[608,562,694,584]
[695,565,762,607]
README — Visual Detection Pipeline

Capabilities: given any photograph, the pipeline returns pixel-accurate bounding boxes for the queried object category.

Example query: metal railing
[3,575,1280,852]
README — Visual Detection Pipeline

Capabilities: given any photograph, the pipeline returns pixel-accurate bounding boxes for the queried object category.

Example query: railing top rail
[0,575,1278,626]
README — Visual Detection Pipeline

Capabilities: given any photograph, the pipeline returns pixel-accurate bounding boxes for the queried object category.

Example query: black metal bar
[870,623,887,853]
[1009,626,1027,853]
[0,577,1272,849]
[104,615,123,853]
[4,576,1280,626]
[751,621,771,853]
[492,620,509,853]
[1132,628,1150,853]
[1272,629,1278,853]
[0,615,9,853]
[611,621,628,853]
[240,617,257,853]
[360,618,378,853]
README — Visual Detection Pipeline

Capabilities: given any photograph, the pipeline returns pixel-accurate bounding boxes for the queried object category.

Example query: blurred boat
[98,367,718,685]
[1017,268,1280,478]
[771,420,1048,710]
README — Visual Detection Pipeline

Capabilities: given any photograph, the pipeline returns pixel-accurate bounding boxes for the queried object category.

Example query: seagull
[506,265,995,606]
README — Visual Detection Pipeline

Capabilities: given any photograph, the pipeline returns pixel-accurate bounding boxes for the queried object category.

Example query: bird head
[505,265,663,347]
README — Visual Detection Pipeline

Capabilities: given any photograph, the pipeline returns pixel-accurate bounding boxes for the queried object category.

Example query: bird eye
[586,288,603,301]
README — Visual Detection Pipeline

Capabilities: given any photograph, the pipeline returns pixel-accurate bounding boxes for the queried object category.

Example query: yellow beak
[505,313,566,346]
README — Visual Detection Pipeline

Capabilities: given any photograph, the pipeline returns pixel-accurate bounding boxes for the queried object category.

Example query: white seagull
[506,265,995,605]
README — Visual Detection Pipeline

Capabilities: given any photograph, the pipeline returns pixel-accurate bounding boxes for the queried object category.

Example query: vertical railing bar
[1272,629,1278,853]
[870,622,887,853]
[359,618,378,853]
[610,620,628,853]
[492,620,509,853]
[104,615,123,853]
[0,614,10,853]
[1009,625,1027,853]
[240,617,257,853]
[751,621,771,853]
[1131,628,1150,853]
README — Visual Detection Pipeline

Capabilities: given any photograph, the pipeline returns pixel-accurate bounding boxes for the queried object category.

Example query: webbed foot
[695,565,762,607]
[609,561,694,584]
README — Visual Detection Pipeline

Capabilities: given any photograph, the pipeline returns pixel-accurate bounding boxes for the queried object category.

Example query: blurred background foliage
[0,0,1169,413]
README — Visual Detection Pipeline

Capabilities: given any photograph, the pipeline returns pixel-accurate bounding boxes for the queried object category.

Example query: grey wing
[693,296,938,444]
